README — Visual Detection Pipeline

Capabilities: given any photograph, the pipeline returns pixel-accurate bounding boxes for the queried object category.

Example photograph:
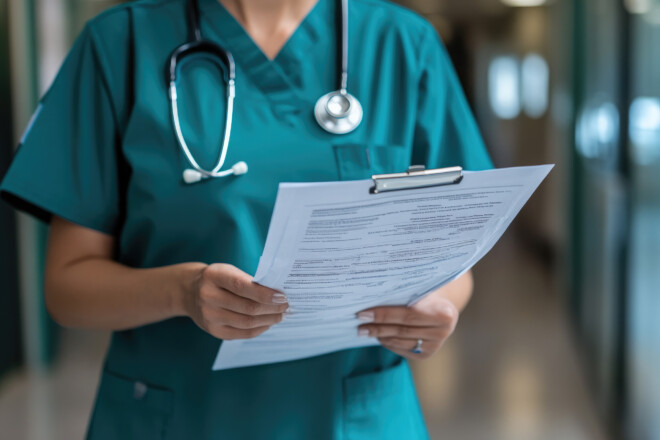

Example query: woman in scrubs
[1,0,492,438]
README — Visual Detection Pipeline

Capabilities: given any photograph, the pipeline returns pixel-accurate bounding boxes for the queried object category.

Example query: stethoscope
[168,0,363,184]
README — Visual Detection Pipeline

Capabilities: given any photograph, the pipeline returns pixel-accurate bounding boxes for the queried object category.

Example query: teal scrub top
[1,0,492,438]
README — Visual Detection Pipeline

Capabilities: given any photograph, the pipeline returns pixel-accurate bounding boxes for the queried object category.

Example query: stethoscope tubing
[169,79,235,178]
[339,0,348,92]
[170,0,362,184]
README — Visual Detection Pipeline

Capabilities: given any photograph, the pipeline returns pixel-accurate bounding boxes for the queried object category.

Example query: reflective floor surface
[411,233,608,440]
[0,232,609,440]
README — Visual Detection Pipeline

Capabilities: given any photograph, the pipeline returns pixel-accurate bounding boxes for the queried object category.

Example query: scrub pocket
[86,370,174,440]
[342,359,429,440]
[333,143,410,181]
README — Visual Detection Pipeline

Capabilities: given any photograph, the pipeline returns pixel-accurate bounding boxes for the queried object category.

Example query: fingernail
[358,328,370,337]
[272,293,288,304]
[357,311,374,323]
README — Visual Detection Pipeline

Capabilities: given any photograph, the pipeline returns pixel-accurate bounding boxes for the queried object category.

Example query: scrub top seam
[198,0,328,106]
[87,24,123,141]
[198,21,309,118]
[413,23,435,80]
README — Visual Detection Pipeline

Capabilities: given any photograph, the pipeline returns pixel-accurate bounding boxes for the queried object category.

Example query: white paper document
[212,165,553,370]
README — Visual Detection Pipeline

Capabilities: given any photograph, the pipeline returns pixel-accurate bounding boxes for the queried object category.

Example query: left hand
[356,292,459,360]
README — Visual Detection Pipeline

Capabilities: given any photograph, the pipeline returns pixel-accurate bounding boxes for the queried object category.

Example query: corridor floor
[411,233,608,440]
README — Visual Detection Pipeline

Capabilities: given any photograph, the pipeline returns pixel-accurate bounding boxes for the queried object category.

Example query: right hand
[184,263,288,340]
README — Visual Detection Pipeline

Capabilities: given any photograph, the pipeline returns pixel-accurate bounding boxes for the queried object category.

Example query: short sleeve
[411,26,493,171]
[0,24,121,235]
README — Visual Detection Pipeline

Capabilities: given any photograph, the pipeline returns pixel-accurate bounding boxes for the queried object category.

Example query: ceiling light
[500,0,548,7]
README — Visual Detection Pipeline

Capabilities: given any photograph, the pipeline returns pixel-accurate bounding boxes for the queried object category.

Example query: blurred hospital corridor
[2,0,660,438]
[414,231,607,440]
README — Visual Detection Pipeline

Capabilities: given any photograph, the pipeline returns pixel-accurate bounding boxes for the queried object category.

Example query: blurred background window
[489,55,522,119]
[629,97,660,164]
[521,53,549,118]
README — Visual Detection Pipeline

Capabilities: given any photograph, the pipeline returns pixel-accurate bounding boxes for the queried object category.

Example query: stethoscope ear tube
[167,1,240,184]
[168,41,236,83]
[169,76,238,184]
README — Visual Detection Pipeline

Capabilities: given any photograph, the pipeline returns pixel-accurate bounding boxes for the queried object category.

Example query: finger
[209,324,272,341]
[358,324,446,340]
[217,289,289,316]
[198,283,288,315]
[357,306,438,327]
[358,306,426,326]
[206,308,284,329]
[206,264,287,305]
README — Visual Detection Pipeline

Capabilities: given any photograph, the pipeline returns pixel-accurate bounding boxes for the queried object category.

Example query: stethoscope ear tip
[183,161,248,184]
[183,169,203,184]
[232,161,248,175]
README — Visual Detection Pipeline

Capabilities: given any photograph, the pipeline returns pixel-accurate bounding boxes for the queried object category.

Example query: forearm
[45,258,205,330]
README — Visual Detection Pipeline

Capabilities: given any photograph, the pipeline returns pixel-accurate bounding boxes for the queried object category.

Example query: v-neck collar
[198,0,332,101]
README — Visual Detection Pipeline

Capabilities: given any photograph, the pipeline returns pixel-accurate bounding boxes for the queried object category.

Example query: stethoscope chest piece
[314,90,363,135]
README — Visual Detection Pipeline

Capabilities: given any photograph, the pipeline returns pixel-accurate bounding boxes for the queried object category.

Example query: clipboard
[370,165,463,194]
[215,164,553,370]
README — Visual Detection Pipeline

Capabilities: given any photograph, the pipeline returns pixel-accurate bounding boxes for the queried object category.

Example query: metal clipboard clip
[370,165,463,194]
